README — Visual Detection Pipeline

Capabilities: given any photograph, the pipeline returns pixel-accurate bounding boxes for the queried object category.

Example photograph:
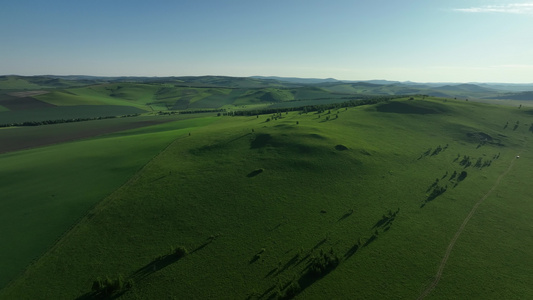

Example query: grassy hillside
[0,117,218,288]
[1,98,532,299]
[35,85,155,109]
[0,75,98,90]
[34,84,356,111]
[0,105,145,125]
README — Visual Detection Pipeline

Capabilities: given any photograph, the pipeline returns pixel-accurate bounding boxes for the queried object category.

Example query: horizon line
[1,74,533,85]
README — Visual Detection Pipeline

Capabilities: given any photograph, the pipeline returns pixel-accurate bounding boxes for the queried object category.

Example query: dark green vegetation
[1,76,533,299]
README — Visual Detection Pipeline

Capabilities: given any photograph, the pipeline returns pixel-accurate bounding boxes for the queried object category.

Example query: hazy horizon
[3,74,533,85]
[1,0,532,83]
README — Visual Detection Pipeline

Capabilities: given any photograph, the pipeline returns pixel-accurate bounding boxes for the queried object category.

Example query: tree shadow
[275,253,300,275]
[363,235,377,247]
[247,169,264,177]
[286,251,339,299]
[75,290,127,300]
[259,285,276,299]
[311,238,327,251]
[344,243,359,260]
[337,209,353,222]
[264,267,278,278]
[131,253,184,281]
[250,134,272,149]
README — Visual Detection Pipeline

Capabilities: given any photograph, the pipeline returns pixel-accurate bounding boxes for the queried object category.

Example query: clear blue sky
[1,0,532,83]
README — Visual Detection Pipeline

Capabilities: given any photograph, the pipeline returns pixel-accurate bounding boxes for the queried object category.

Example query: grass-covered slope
[0,75,99,90]
[0,117,218,289]
[0,105,145,125]
[1,98,532,299]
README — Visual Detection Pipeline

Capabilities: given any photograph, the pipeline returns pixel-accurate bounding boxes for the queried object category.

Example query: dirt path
[417,151,524,299]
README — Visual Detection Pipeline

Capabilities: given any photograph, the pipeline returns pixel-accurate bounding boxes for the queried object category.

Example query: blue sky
[1,0,532,82]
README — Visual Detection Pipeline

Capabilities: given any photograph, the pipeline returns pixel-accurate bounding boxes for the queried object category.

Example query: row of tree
[0,114,140,128]
[223,96,400,117]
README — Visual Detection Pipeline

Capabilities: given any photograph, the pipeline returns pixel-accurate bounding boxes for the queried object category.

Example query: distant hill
[0,75,102,90]
[251,76,341,84]
[2,75,532,109]
[435,84,497,93]
[486,91,533,101]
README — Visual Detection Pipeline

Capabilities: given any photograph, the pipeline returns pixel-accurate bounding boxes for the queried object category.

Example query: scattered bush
[91,275,132,296]
[307,248,339,278]
[172,246,188,258]
[279,281,301,300]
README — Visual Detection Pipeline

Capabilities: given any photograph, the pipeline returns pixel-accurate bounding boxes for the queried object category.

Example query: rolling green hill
[488,91,533,101]
[1,97,532,299]
[0,116,218,288]
[0,75,101,90]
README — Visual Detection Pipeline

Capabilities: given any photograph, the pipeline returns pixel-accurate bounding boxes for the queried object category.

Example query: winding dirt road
[417,150,524,299]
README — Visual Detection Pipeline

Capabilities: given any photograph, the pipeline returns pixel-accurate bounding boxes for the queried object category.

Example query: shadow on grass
[75,290,127,300]
[363,235,377,247]
[77,237,217,299]
[247,168,264,177]
[250,133,272,149]
[344,243,359,260]
[133,238,214,281]
[258,285,276,299]
[281,251,340,299]
[264,267,278,278]
[191,239,213,254]
[337,209,353,222]
[311,238,327,251]
[275,253,300,275]
[372,216,391,229]
[132,253,184,281]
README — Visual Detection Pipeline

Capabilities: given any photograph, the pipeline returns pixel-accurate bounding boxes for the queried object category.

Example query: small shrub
[280,281,301,299]
[173,246,188,258]
[91,274,132,296]
[307,249,339,278]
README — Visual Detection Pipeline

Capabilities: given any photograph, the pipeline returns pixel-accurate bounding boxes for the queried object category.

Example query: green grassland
[1,97,532,299]
[32,84,354,112]
[35,85,155,109]
[0,75,98,91]
[0,76,53,90]
[0,117,218,288]
[0,114,209,154]
[0,105,146,125]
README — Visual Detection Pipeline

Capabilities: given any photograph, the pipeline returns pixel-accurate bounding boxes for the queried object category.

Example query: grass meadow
[1,98,532,299]
[0,117,218,288]
[0,105,145,125]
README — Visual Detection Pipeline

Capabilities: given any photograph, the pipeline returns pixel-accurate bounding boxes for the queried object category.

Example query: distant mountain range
[1,75,533,100]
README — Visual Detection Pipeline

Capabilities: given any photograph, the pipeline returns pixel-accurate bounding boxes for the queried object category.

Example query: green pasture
[33,84,367,113]
[0,76,91,90]
[35,87,149,109]
[0,76,47,90]
[269,98,357,109]
[0,105,146,125]
[0,117,218,289]
[0,114,210,154]
[2,98,532,299]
